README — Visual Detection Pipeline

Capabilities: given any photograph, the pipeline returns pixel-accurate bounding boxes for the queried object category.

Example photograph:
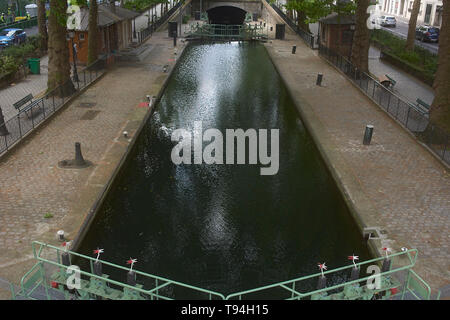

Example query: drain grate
[80,110,101,120]
[78,102,97,108]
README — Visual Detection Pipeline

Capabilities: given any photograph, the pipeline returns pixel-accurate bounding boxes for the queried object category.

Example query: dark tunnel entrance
[207,6,246,25]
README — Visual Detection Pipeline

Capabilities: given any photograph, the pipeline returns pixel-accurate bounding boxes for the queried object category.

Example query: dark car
[415,26,439,42]
[0,28,27,48]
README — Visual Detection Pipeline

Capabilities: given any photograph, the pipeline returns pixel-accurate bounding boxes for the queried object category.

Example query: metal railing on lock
[185,24,268,41]
[318,43,450,166]
[11,242,439,300]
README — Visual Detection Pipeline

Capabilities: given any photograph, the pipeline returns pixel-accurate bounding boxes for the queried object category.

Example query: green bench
[384,74,396,89]
[13,93,40,118]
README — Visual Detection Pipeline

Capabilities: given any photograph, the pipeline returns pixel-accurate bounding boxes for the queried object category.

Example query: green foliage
[124,0,166,12]
[0,55,19,75]
[284,0,355,24]
[0,35,43,76]
[371,29,438,79]
[43,212,54,219]
[182,14,190,24]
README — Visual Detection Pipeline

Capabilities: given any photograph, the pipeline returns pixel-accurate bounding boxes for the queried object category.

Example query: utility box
[275,24,285,40]
[168,21,178,37]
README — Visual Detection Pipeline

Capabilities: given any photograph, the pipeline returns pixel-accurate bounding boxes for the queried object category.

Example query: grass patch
[43,212,54,219]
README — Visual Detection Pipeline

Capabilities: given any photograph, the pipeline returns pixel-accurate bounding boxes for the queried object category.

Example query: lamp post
[68,31,79,83]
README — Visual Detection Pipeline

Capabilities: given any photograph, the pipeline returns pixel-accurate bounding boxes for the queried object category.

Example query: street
[378,19,439,54]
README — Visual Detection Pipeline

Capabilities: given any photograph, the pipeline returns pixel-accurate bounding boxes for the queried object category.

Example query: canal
[77,42,371,297]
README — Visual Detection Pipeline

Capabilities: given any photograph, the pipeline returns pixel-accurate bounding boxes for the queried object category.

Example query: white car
[377,15,397,27]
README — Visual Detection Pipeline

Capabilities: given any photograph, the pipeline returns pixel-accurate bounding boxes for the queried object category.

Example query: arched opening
[207,6,246,25]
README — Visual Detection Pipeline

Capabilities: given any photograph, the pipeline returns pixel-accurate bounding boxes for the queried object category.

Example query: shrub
[0,55,19,75]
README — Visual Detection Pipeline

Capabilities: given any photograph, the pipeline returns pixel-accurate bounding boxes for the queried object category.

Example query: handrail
[225,249,418,299]
[31,241,226,300]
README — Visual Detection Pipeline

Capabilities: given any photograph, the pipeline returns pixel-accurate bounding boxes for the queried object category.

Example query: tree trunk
[405,0,421,51]
[430,0,450,133]
[47,0,75,96]
[87,0,98,65]
[37,0,48,52]
[296,9,310,33]
[351,0,370,73]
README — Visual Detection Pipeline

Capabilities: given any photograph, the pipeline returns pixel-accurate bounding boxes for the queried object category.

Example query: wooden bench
[13,93,39,118]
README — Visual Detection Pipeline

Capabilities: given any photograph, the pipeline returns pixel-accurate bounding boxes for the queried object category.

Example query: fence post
[405,105,411,129]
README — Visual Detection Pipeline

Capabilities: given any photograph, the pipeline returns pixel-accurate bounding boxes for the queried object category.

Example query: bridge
[190,0,263,24]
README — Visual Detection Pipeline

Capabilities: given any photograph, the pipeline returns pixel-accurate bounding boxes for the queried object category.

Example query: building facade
[379,0,443,27]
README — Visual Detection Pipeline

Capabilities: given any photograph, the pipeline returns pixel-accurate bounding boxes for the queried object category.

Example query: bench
[13,93,39,118]
[416,98,430,112]
[384,74,396,89]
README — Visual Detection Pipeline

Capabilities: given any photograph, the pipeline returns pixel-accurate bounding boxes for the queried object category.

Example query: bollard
[57,230,65,241]
[270,26,273,31]
[363,125,374,145]
[93,261,102,276]
[61,252,70,266]
[317,275,327,290]
[292,45,296,54]
[173,33,177,47]
[316,73,323,86]
[350,267,360,281]
[74,142,86,166]
[381,259,392,272]
[127,271,136,286]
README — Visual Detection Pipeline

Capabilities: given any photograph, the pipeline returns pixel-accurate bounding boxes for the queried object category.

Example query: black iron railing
[0,59,107,156]
[137,1,183,44]
[319,43,449,166]
[265,0,318,49]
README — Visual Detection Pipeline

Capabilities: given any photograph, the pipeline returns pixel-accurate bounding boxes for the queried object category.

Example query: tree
[87,0,98,65]
[430,1,450,132]
[405,0,421,51]
[37,0,48,52]
[47,0,75,96]
[350,0,370,73]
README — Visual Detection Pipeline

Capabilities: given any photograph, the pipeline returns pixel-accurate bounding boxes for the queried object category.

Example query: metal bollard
[350,267,360,281]
[363,125,374,145]
[270,26,273,31]
[93,261,102,276]
[74,142,86,166]
[317,275,327,290]
[173,34,177,47]
[292,45,296,54]
[127,271,136,286]
[61,252,70,266]
[381,259,392,272]
[316,73,323,86]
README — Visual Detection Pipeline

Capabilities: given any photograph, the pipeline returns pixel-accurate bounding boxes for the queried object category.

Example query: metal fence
[319,44,450,166]
[264,0,318,49]
[0,59,107,156]
[136,1,183,44]
[0,17,38,32]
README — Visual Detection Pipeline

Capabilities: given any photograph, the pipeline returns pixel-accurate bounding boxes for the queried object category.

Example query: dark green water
[77,42,370,297]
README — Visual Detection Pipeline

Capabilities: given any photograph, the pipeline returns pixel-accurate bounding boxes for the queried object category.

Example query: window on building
[79,33,85,41]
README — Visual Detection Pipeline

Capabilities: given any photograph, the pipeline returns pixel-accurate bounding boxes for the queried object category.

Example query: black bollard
[270,26,273,31]
[93,261,102,276]
[317,275,327,290]
[74,142,86,166]
[316,73,323,86]
[350,267,360,281]
[0,107,9,136]
[292,45,296,54]
[61,252,70,266]
[381,259,392,272]
[173,33,177,47]
[363,125,374,145]
[127,271,136,286]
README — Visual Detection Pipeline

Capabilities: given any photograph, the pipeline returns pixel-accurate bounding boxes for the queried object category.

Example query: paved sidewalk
[265,33,449,295]
[368,46,435,106]
[0,30,185,299]
[0,55,49,121]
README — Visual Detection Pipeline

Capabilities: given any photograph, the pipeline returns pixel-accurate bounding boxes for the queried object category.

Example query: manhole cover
[78,102,97,108]
[80,110,100,120]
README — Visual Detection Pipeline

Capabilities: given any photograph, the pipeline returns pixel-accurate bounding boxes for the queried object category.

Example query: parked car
[415,25,440,42]
[0,28,27,48]
[377,15,397,27]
